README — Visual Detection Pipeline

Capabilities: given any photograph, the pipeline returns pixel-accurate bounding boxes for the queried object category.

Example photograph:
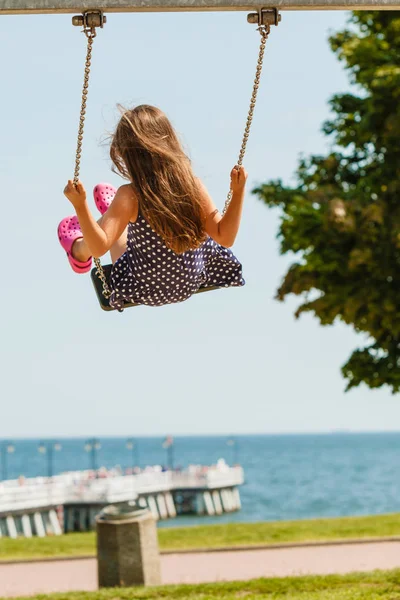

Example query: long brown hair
[110,105,207,254]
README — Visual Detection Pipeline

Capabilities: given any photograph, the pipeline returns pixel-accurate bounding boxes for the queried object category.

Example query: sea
[4,433,400,528]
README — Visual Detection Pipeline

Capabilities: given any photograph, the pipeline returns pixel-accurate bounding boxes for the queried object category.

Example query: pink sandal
[57,216,92,274]
[93,183,117,215]
[57,184,115,274]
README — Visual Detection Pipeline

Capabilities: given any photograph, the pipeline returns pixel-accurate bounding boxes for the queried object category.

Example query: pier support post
[21,514,32,538]
[33,512,46,537]
[49,509,62,535]
[203,491,215,515]
[232,487,242,510]
[165,492,176,518]
[6,516,17,539]
[156,494,168,519]
[96,503,161,588]
[212,490,223,515]
[221,489,235,512]
[146,496,159,520]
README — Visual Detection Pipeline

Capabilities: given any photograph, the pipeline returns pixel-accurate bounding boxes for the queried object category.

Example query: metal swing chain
[73,18,112,299]
[223,21,271,215]
[73,29,95,187]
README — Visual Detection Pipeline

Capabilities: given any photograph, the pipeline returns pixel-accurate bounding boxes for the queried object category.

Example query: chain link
[222,24,270,215]
[73,22,112,299]
[93,257,112,298]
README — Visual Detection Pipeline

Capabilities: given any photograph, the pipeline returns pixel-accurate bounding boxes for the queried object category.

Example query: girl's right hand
[230,166,248,195]
[64,180,87,210]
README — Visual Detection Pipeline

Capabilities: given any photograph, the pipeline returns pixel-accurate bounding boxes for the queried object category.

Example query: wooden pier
[0,462,244,538]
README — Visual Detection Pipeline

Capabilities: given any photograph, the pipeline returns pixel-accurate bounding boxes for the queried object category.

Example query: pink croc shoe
[93,183,117,215]
[57,216,92,274]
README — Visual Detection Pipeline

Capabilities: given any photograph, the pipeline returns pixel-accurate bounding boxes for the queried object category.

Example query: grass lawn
[1,513,400,562]
[7,571,400,600]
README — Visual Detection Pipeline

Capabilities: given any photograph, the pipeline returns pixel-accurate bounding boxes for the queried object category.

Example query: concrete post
[212,490,223,515]
[156,494,168,519]
[233,487,242,509]
[33,512,46,537]
[164,492,177,518]
[21,514,33,538]
[203,491,215,515]
[49,509,62,535]
[6,516,17,539]
[96,503,161,588]
[146,495,159,520]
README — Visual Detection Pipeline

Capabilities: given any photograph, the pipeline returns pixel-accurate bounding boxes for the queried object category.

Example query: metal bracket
[247,7,281,27]
[72,11,107,29]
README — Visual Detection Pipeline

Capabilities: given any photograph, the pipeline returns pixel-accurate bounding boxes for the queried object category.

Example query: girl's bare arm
[64,181,136,257]
[199,166,248,248]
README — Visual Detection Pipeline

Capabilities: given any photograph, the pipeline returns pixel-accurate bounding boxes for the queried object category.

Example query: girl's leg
[71,217,128,264]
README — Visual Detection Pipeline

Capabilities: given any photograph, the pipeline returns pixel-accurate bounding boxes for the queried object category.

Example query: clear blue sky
[1,9,399,438]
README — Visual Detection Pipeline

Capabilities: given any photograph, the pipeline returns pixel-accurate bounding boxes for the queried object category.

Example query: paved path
[2,541,400,597]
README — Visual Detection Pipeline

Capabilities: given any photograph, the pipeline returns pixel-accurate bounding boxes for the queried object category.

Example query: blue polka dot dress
[109,212,245,310]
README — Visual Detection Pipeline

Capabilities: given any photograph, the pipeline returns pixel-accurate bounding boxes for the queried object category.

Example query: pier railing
[0,466,244,513]
[0,482,66,513]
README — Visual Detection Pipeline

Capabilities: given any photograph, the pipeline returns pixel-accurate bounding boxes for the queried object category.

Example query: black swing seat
[91,264,219,312]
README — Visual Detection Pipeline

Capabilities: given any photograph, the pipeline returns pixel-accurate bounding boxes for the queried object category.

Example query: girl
[58,105,247,310]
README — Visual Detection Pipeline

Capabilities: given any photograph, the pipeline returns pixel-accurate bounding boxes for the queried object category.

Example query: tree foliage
[254,12,400,392]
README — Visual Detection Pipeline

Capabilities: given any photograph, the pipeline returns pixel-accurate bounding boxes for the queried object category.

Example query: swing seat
[91,264,219,311]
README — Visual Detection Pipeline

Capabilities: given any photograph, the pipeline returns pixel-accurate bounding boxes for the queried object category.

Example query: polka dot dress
[109,213,245,310]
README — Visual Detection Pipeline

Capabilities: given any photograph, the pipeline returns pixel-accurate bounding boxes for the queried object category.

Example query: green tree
[254,12,400,393]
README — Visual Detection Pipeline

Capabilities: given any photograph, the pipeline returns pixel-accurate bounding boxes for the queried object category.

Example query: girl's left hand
[64,180,87,210]
[230,166,248,195]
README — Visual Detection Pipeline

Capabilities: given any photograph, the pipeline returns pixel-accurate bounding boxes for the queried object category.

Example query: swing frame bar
[1,0,399,13]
